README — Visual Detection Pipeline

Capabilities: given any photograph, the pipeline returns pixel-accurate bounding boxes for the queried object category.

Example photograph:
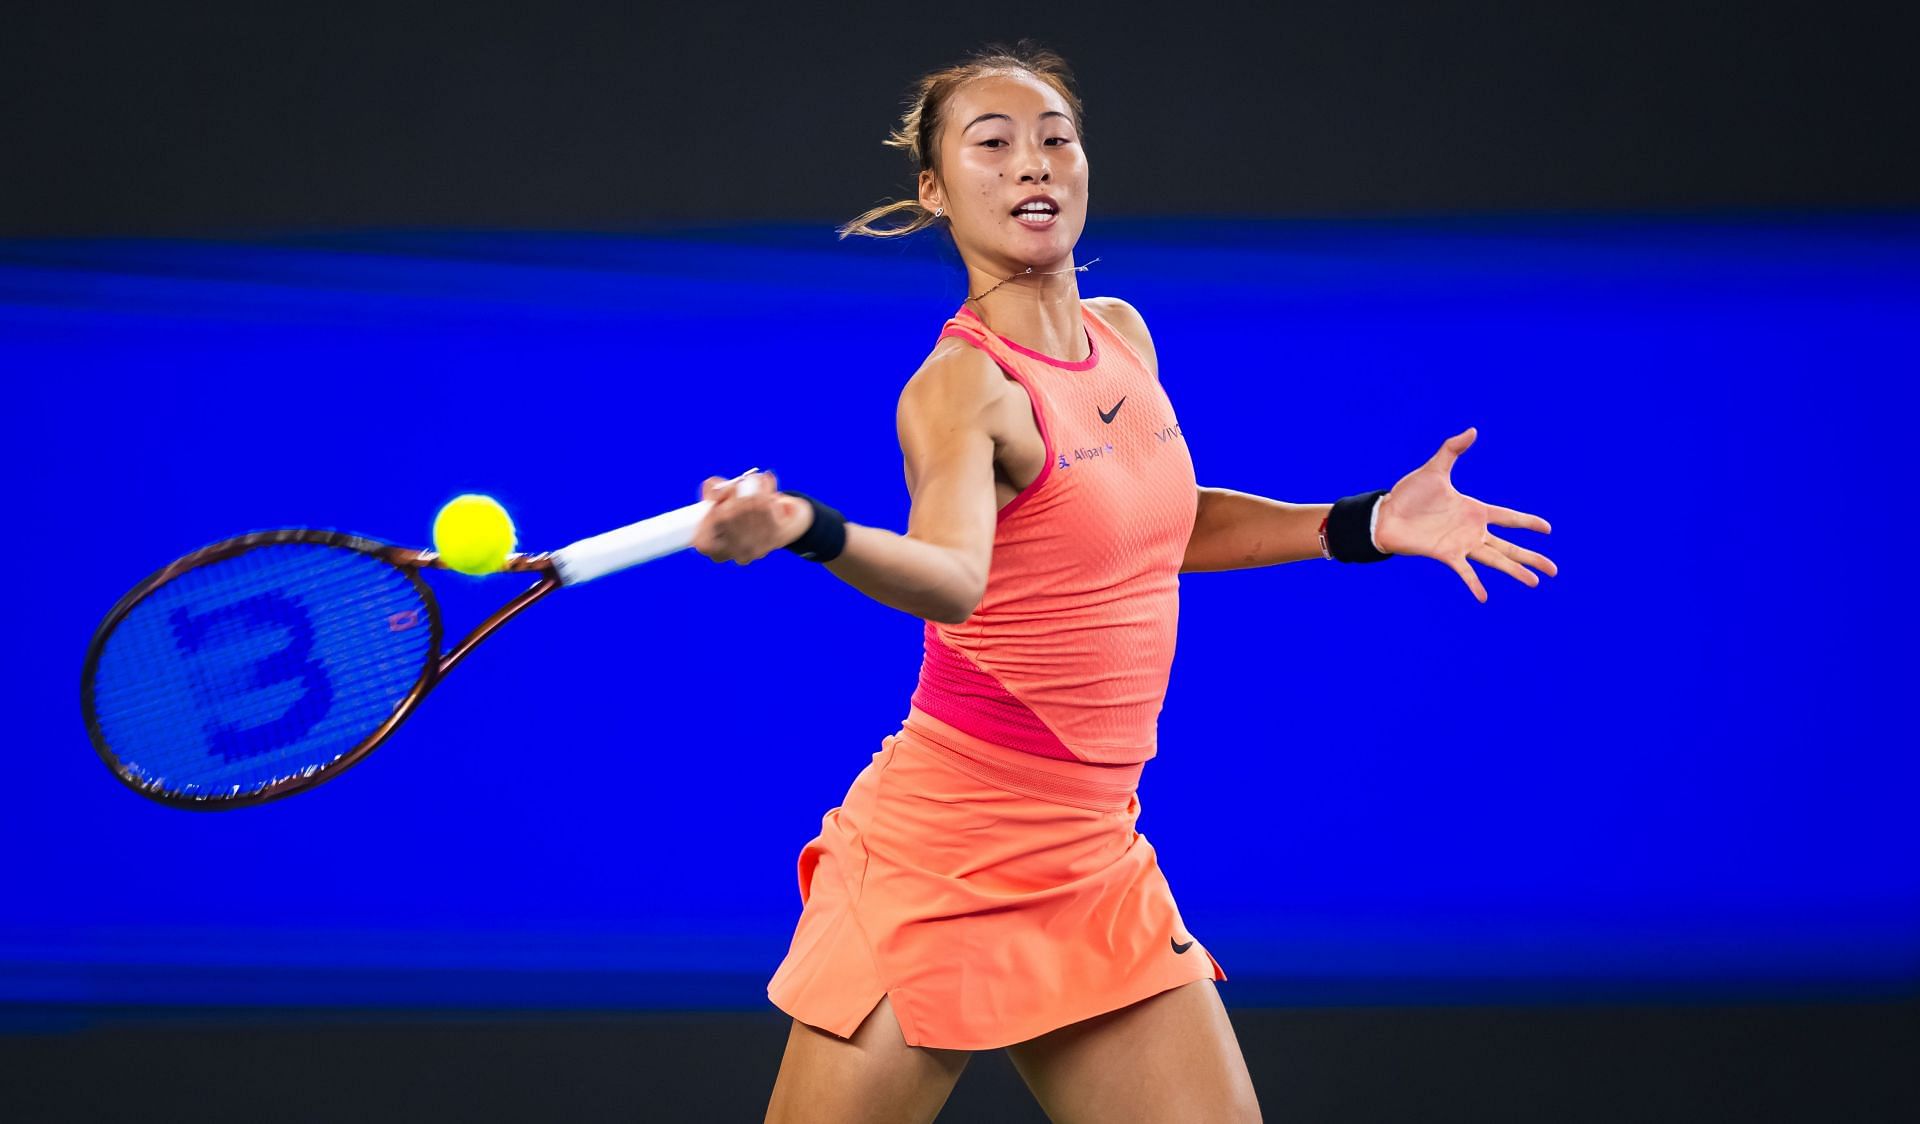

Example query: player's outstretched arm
[1181,428,1557,602]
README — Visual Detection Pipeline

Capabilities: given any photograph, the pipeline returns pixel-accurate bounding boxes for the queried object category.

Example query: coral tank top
[907,300,1197,766]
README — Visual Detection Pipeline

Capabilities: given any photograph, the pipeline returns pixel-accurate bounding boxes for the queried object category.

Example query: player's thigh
[1003,978,1261,1124]
[764,994,972,1124]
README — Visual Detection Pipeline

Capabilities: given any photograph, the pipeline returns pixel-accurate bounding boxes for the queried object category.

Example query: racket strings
[88,542,435,800]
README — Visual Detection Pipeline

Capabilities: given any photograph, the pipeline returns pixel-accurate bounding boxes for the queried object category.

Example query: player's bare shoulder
[899,336,1008,433]
[896,335,1012,494]
[1085,296,1159,378]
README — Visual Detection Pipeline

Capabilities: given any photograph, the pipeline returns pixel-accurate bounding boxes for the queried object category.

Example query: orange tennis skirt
[765,705,1226,1051]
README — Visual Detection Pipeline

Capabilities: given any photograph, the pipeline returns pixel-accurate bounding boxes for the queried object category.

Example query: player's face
[922,72,1088,276]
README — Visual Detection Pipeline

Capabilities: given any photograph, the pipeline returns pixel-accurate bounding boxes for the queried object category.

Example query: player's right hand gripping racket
[80,472,765,811]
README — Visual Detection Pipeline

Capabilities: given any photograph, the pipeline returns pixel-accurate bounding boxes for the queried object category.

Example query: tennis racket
[80,470,766,811]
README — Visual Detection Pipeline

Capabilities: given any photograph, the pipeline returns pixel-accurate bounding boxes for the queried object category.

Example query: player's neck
[966,276,1087,362]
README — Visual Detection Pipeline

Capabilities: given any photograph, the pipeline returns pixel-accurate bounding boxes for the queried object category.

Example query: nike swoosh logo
[1098,396,1127,424]
[1171,938,1194,954]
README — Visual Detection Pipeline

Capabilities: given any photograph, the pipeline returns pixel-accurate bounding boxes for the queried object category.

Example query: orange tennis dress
[765,299,1224,1051]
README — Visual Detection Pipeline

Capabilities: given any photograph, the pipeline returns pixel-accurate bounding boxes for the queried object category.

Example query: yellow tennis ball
[432,494,517,575]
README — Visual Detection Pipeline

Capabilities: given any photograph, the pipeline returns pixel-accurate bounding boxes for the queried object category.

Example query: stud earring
[934,208,943,218]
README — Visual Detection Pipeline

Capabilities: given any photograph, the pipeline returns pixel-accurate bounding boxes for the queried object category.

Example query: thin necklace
[964,257,1102,304]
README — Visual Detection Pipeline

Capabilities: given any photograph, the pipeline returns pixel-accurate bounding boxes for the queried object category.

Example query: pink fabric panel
[909,621,1078,761]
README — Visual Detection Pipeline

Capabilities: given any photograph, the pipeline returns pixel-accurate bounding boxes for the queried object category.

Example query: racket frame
[80,528,560,811]
[82,469,760,809]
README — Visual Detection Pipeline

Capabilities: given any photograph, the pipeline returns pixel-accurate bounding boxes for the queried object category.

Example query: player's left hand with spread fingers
[1372,427,1559,603]
[692,470,816,565]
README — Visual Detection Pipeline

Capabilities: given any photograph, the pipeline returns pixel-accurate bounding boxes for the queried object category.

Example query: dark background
[4,0,1916,236]
[5,1003,1913,1122]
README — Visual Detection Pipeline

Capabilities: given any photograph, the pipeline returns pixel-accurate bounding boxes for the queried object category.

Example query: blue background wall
[5,216,1915,1008]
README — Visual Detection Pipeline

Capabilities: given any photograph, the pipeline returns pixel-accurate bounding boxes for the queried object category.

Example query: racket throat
[436,574,562,680]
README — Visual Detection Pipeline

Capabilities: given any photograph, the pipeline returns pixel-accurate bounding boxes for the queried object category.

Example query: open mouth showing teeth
[1013,205,1059,225]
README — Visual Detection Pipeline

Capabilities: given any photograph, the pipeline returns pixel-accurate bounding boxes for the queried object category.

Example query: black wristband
[1328,490,1393,563]
[779,491,848,562]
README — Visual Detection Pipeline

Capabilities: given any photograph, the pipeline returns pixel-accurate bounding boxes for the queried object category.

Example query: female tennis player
[692,41,1557,1124]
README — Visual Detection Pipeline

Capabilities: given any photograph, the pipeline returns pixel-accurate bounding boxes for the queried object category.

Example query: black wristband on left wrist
[1328,490,1392,563]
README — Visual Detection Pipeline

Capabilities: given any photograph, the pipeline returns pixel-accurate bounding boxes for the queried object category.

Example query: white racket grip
[549,472,763,585]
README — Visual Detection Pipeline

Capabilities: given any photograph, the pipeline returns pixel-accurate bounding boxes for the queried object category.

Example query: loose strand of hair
[836,198,937,240]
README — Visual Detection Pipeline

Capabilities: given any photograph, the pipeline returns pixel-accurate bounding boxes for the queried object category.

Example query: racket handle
[550,470,764,586]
